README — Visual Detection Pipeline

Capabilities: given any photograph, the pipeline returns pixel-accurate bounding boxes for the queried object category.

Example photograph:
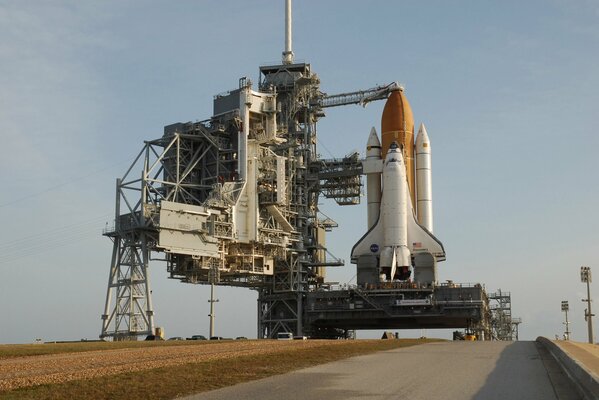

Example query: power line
[0,159,131,208]
[0,213,112,264]
[0,214,110,251]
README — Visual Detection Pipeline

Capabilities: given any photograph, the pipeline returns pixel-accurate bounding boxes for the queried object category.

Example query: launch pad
[305,283,490,339]
[100,0,515,341]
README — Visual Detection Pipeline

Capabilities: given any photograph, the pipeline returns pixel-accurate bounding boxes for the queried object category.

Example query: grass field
[1,339,438,400]
[0,340,212,360]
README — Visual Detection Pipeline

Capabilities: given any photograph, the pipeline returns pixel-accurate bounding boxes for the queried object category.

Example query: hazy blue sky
[1,0,598,343]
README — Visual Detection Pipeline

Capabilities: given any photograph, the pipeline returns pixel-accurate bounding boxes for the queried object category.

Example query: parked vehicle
[187,335,207,340]
[167,337,184,341]
[276,332,293,340]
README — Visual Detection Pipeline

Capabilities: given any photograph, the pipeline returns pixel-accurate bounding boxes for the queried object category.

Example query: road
[184,341,581,400]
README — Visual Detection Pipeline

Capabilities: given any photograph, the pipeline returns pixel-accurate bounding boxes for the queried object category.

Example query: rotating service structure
[100,0,497,340]
[103,65,311,338]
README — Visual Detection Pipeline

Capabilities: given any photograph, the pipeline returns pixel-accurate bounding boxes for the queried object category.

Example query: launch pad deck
[305,283,490,335]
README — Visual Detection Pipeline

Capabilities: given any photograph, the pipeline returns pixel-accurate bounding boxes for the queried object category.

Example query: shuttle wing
[351,216,384,263]
[406,194,446,261]
[351,190,445,263]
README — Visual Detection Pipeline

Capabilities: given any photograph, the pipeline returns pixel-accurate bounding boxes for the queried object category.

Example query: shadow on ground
[473,341,578,400]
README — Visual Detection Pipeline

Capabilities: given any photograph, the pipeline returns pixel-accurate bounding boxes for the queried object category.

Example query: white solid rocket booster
[366,127,382,229]
[416,123,433,232]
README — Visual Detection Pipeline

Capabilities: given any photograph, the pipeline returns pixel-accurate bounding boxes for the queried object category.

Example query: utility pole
[208,283,219,338]
[561,300,571,340]
[581,266,594,344]
[207,265,220,338]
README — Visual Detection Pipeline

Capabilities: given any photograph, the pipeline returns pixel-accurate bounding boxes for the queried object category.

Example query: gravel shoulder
[0,340,346,391]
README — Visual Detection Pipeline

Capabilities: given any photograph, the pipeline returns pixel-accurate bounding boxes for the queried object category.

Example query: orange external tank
[381,88,416,205]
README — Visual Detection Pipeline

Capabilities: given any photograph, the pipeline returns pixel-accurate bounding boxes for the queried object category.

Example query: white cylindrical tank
[366,127,382,229]
[416,123,433,232]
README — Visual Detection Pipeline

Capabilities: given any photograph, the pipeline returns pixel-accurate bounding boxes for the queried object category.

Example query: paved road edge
[537,336,599,400]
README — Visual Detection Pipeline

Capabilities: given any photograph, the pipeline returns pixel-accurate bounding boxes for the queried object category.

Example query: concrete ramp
[185,341,580,400]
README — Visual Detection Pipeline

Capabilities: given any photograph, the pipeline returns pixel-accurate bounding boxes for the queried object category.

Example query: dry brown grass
[0,339,438,400]
[0,340,197,360]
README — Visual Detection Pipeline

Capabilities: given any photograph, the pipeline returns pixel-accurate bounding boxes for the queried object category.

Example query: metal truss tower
[488,289,521,341]
[255,62,326,337]
[254,65,396,338]
[100,125,239,339]
[101,173,157,340]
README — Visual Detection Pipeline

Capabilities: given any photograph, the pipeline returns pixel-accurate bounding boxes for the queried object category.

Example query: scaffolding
[488,289,520,341]
[311,153,362,205]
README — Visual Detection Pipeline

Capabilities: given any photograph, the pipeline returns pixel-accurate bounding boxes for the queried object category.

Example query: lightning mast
[282,0,294,64]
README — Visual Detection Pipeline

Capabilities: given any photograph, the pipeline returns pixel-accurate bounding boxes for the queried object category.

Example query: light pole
[208,283,219,338]
[561,300,571,340]
[581,266,594,344]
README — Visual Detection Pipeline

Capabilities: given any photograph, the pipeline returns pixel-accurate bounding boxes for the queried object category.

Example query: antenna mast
[282,0,294,64]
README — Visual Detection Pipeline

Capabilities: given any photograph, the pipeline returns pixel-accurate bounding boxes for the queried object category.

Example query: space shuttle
[351,87,445,284]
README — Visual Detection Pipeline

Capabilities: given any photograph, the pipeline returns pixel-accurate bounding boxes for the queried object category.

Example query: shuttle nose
[385,142,404,164]
[366,127,381,149]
